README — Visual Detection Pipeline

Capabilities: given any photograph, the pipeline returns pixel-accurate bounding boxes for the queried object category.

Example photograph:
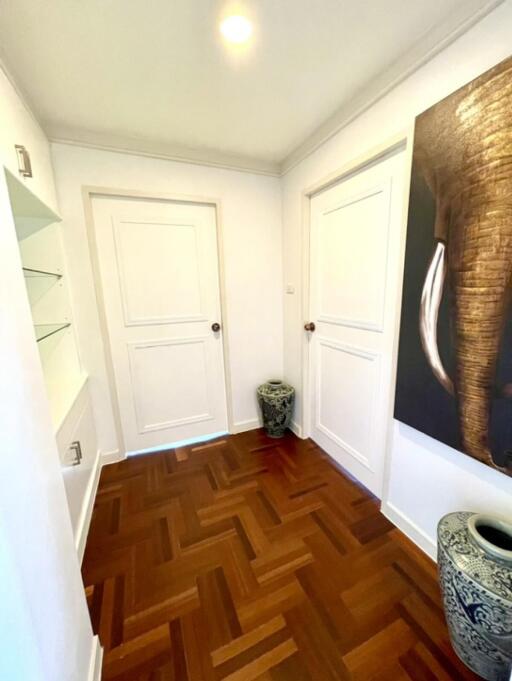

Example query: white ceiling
[0,0,501,174]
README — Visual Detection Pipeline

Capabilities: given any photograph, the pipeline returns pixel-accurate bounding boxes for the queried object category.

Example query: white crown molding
[279,0,505,176]
[47,124,281,177]
[0,44,280,178]
[0,0,503,179]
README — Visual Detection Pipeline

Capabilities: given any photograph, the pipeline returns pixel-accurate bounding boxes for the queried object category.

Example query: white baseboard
[231,418,261,434]
[381,500,437,561]
[231,418,305,438]
[76,447,129,563]
[101,448,124,465]
[289,420,305,438]
[77,449,102,564]
[87,635,103,681]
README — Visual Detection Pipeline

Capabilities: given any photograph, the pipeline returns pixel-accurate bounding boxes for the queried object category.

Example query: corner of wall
[381,499,437,562]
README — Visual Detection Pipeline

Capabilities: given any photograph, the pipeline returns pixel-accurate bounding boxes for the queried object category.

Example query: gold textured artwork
[395,56,512,477]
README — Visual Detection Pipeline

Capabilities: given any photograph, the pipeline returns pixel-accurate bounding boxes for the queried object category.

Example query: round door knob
[304,322,316,332]
[211,322,221,332]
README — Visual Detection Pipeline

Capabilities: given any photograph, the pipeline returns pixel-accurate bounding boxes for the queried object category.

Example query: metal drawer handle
[15,144,32,178]
[70,440,82,466]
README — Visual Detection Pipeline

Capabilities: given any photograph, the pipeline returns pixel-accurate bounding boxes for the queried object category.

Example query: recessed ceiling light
[220,15,252,44]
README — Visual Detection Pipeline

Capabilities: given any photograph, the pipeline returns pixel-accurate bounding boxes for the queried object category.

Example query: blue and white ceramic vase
[257,380,295,438]
[437,512,512,681]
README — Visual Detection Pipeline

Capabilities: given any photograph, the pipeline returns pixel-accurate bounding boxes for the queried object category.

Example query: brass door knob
[211,322,221,332]
[304,322,316,332]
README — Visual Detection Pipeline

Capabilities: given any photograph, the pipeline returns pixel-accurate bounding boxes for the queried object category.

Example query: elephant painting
[395,56,512,477]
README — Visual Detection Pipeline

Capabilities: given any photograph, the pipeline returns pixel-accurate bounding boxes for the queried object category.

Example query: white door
[308,149,405,496]
[91,195,228,454]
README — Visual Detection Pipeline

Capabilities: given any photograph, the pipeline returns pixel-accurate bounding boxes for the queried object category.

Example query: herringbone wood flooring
[82,429,481,680]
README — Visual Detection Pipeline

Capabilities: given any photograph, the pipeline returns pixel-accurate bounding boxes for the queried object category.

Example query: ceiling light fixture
[220,15,252,44]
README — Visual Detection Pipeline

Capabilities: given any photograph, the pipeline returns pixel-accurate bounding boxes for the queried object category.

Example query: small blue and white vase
[437,512,512,681]
[257,380,295,438]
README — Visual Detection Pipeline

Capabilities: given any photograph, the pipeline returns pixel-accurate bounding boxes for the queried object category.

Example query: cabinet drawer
[56,378,99,557]
[0,66,58,213]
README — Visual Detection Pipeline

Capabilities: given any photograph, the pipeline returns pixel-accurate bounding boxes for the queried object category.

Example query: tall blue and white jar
[437,512,512,681]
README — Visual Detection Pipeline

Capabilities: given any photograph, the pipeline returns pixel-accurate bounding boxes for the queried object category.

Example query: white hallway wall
[0,172,94,681]
[282,0,512,558]
[51,144,283,458]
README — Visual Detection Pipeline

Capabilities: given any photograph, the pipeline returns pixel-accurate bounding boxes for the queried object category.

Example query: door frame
[299,128,413,493]
[82,185,234,458]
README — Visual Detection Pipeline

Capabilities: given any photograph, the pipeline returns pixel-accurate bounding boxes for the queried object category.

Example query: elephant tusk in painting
[419,240,454,397]
[395,55,512,477]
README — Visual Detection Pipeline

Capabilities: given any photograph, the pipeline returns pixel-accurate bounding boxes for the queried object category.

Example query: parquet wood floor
[82,429,481,680]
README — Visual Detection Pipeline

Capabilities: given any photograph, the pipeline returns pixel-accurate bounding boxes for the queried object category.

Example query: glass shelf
[34,323,71,343]
[23,267,62,304]
[23,266,62,280]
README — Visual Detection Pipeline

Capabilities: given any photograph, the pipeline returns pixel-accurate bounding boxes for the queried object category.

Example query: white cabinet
[57,378,101,562]
[0,63,101,564]
[0,65,58,213]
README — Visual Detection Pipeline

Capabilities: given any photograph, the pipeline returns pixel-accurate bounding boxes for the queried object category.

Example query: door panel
[309,150,405,496]
[92,196,228,454]
[113,219,205,324]
[316,339,380,470]
[317,183,391,331]
[128,337,213,433]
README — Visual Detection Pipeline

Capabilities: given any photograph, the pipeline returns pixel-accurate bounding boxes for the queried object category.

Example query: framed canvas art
[394,56,512,477]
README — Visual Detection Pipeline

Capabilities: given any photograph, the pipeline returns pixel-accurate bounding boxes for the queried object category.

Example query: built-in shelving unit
[34,322,71,343]
[21,257,71,345]
[7,169,84,431]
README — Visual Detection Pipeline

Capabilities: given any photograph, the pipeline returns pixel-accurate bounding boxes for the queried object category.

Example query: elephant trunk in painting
[420,200,512,468]
[452,201,512,467]
[416,57,512,473]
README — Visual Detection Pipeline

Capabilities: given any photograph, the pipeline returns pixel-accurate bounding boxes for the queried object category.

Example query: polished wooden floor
[82,429,481,680]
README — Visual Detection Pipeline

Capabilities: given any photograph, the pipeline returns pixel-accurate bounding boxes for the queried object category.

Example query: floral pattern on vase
[257,380,295,438]
[437,512,512,681]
